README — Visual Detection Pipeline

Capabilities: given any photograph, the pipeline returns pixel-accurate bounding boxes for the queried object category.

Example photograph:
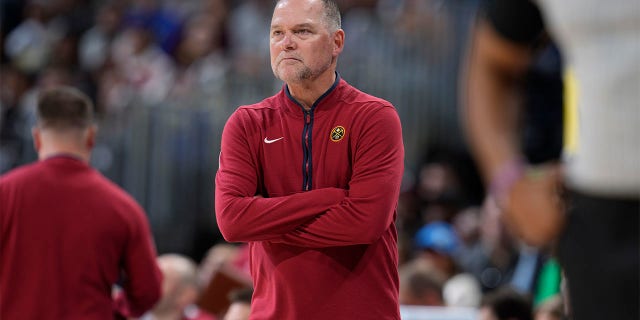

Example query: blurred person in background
[138,254,216,320]
[0,65,30,173]
[463,0,639,319]
[3,1,56,75]
[78,2,123,73]
[170,12,229,102]
[533,294,565,320]
[225,0,274,81]
[105,11,175,110]
[398,257,447,307]
[0,86,162,319]
[124,0,183,55]
[223,287,253,320]
[442,273,482,308]
[215,0,404,318]
[413,221,461,279]
[195,242,251,318]
[478,286,533,320]
[78,2,124,101]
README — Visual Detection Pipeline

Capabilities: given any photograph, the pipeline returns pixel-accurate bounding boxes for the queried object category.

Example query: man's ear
[32,127,41,152]
[86,125,97,149]
[333,29,345,57]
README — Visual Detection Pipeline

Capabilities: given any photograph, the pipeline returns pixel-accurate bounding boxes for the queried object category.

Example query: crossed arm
[215,106,404,247]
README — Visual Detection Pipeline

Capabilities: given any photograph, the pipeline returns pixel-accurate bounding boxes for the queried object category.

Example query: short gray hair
[275,0,342,31]
[321,0,342,31]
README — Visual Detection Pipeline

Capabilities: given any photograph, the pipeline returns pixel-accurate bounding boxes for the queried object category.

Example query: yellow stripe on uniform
[563,69,579,154]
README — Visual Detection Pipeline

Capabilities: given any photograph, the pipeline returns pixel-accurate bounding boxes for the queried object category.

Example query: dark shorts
[557,190,639,320]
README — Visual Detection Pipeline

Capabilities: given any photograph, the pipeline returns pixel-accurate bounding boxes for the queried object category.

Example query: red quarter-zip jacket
[215,76,404,320]
[0,156,162,319]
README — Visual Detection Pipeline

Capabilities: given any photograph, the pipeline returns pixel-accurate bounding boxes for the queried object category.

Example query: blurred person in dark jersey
[463,1,639,319]
[0,86,162,319]
[215,0,404,319]
[478,286,533,320]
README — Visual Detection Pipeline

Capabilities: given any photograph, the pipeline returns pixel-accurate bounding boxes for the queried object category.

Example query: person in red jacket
[0,86,162,319]
[214,0,404,319]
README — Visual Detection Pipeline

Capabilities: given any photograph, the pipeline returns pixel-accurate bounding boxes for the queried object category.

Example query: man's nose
[282,33,296,50]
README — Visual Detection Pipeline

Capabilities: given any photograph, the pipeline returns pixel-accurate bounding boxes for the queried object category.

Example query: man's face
[269,0,342,83]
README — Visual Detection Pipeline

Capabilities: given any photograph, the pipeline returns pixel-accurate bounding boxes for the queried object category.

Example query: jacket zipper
[302,110,313,191]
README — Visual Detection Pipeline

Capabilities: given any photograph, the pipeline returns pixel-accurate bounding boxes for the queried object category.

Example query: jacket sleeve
[119,204,163,317]
[215,109,347,243]
[275,105,404,247]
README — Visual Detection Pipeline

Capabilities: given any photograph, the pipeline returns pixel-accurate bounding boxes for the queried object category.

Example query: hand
[501,164,566,247]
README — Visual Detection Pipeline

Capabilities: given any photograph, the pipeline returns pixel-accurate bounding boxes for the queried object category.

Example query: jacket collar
[282,72,342,115]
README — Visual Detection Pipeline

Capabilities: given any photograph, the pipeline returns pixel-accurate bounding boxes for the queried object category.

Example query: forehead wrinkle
[272,0,324,26]
[271,22,317,30]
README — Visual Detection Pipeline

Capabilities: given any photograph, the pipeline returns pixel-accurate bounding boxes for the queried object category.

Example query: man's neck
[286,71,337,110]
[39,146,90,163]
[37,131,91,163]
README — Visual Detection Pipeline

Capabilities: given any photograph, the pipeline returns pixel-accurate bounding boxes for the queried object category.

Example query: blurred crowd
[1,0,565,319]
[1,0,477,173]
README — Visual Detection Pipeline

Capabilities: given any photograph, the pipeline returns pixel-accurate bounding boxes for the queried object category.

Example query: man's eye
[296,29,310,34]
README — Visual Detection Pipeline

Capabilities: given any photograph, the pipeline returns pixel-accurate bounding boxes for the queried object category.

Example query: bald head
[152,254,200,316]
[157,254,198,289]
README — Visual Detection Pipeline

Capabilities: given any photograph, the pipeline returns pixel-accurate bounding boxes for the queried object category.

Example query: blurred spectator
[170,12,229,103]
[414,221,460,279]
[201,0,230,32]
[47,0,94,39]
[124,0,183,55]
[454,196,548,296]
[198,243,251,286]
[478,286,533,320]
[443,273,482,308]
[223,287,253,320]
[417,159,461,205]
[0,65,30,173]
[413,148,483,226]
[533,294,564,320]
[197,243,251,318]
[451,206,481,263]
[399,258,447,307]
[104,12,175,110]
[79,3,124,73]
[467,196,520,292]
[45,0,93,71]
[139,254,216,320]
[1,0,26,61]
[416,160,462,224]
[225,0,273,81]
[4,1,58,74]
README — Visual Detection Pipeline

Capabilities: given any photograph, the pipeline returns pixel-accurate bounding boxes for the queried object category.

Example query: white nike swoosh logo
[264,137,284,144]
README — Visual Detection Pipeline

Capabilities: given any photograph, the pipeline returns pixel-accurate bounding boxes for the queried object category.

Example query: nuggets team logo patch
[330,126,346,142]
